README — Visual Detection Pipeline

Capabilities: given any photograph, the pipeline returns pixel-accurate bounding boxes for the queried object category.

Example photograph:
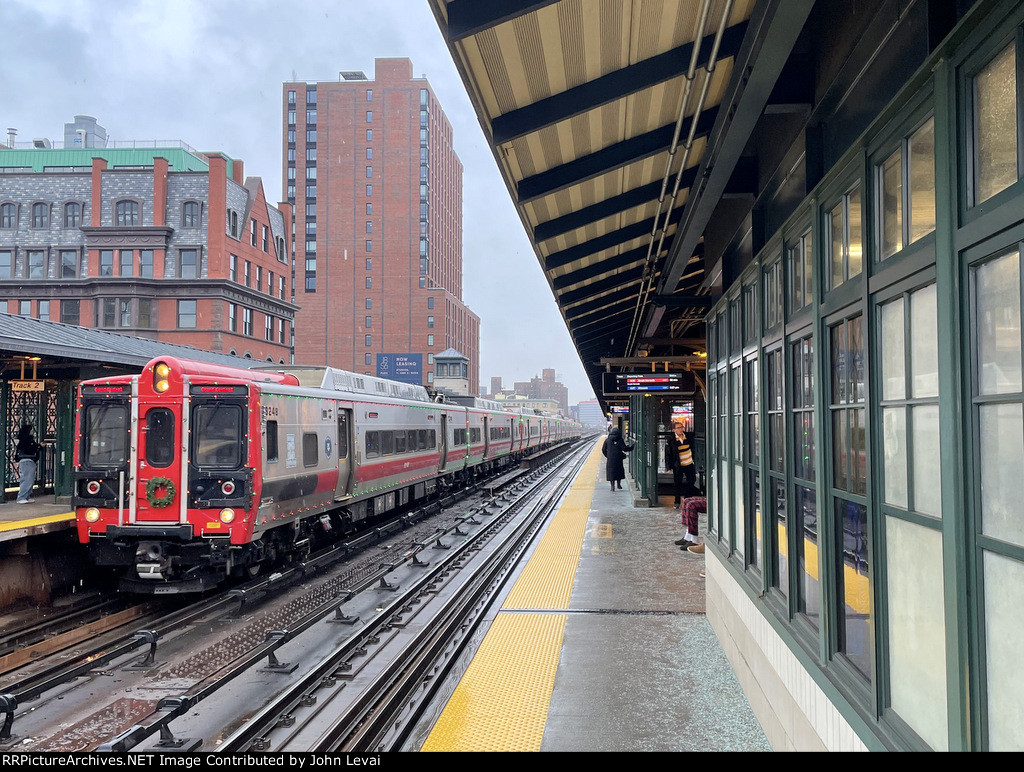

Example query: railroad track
[0,445,583,751]
[216,442,591,752]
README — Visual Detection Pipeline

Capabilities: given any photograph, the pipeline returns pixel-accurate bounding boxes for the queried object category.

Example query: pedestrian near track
[602,426,634,491]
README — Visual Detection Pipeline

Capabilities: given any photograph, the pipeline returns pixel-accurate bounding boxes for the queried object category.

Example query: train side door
[483,416,490,457]
[334,409,352,500]
[439,414,449,470]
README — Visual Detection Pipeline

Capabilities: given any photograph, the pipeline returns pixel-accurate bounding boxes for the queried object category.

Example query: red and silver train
[73,356,582,592]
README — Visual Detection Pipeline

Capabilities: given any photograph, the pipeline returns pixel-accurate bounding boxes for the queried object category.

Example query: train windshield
[192,403,244,468]
[83,403,129,467]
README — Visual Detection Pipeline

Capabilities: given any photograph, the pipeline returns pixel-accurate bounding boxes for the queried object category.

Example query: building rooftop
[0,142,212,173]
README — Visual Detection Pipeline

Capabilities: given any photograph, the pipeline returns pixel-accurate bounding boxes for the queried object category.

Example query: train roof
[252,364,431,403]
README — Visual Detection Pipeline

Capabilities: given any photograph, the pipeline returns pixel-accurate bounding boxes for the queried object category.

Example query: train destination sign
[377,353,423,385]
[602,371,694,396]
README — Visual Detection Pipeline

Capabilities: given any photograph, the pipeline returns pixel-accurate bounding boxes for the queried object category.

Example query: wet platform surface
[422,438,769,752]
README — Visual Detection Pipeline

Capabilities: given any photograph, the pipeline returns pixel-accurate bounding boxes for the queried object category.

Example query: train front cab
[76,357,294,591]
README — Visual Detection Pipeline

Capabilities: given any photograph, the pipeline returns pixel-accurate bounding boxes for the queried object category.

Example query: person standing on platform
[666,418,698,508]
[15,424,40,504]
[602,426,634,491]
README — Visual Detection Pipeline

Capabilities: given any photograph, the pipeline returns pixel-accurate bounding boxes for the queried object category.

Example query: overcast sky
[1,0,599,406]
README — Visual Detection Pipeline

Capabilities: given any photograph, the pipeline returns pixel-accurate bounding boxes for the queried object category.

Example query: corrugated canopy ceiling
[430,0,814,398]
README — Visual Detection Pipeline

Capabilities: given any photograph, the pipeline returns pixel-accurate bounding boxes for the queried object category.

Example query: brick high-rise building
[284,58,480,393]
[0,136,294,361]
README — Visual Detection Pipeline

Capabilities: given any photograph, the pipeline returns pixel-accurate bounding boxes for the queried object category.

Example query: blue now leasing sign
[377,353,423,384]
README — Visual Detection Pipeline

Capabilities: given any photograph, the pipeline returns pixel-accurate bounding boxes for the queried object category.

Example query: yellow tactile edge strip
[0,512,75,533]
[421,438,604,752]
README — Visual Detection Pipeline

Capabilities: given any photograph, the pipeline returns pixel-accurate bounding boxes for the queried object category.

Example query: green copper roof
[0,146,210,173]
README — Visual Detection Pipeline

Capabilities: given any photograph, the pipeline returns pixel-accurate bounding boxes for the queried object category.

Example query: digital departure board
[601,371,694,396]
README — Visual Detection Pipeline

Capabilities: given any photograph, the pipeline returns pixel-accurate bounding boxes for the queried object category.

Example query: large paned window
[788,230,813,314]
[731,362,744,562]
[792,334,818,627]
[60,250,78,278]
[969,246,1024,750]
[745,354,761,571]
[26,250,46,279]
[878,117,936,259]
[60,300,79,325]
[827,183,864,289]
[877,281,947,750]
[765,347,787,600]
[765,258,783,330]
[829,314,870,678]
[879,285,941,515]
[971,43,1019,205]
[177,300,197,329]
[716,367,729,545]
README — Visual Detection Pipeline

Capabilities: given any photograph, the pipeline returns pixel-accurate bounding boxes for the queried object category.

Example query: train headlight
[85,508,100,523]
[85,480,102,495]
[221,480,236,496]
[219,508,235,524]
[153,362,171,393]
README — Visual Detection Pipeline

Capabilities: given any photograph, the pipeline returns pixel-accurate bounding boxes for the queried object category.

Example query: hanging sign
[12,380,45,392]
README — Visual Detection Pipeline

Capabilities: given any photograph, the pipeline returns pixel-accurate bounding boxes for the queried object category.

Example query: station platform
[419,436,769,752]
[0,498,75,544]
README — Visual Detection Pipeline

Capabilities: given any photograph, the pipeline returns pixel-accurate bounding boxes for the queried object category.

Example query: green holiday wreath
[145,476,177,508]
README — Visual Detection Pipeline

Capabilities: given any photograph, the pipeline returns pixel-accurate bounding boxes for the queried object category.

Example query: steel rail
[325,449,590,752]
[214,447,588,752]
[98,451,578,752]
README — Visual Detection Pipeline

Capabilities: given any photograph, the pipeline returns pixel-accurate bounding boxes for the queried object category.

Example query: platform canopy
[429,0,814,397]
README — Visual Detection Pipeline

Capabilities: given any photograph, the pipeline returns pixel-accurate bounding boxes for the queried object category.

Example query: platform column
[54,380,75,500]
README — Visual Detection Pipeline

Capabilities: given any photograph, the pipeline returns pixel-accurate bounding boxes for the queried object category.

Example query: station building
[283,58,480,392]
[0,130,295,363]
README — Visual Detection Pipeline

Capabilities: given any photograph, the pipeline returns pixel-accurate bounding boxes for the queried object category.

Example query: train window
[193,404,244,468]
[417,429,427,449]
[266,420,279,463]
[366,431,380,458]
[145,409,175,468]
[470,428,481,443]
[337,414,348,458]
[302,433,318,467]
[381,431,394,455]
[395,431,407,454]
[83,403,128,467]
[429,430,436,448]
[454,429,466,445]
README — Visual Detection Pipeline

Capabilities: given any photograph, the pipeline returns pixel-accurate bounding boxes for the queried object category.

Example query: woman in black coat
[602,427,634,491]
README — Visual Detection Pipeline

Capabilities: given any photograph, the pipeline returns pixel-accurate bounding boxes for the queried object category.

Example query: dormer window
[64,202,81,228]
[31,202,49,228]
[182,201,200,228]
[115,200,139,226]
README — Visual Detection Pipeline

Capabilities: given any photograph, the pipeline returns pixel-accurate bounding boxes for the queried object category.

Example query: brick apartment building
[0,129,295,361]
[284,58,480,392]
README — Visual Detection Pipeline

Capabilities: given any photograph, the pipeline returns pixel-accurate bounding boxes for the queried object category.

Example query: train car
[74,356,583,593]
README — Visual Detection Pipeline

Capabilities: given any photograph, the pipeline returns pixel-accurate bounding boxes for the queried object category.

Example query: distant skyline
[1,0,599,405]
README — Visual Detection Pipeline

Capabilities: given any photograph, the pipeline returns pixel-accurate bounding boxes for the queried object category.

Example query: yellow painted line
[422,438,604,752]
[0,512,75,533]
